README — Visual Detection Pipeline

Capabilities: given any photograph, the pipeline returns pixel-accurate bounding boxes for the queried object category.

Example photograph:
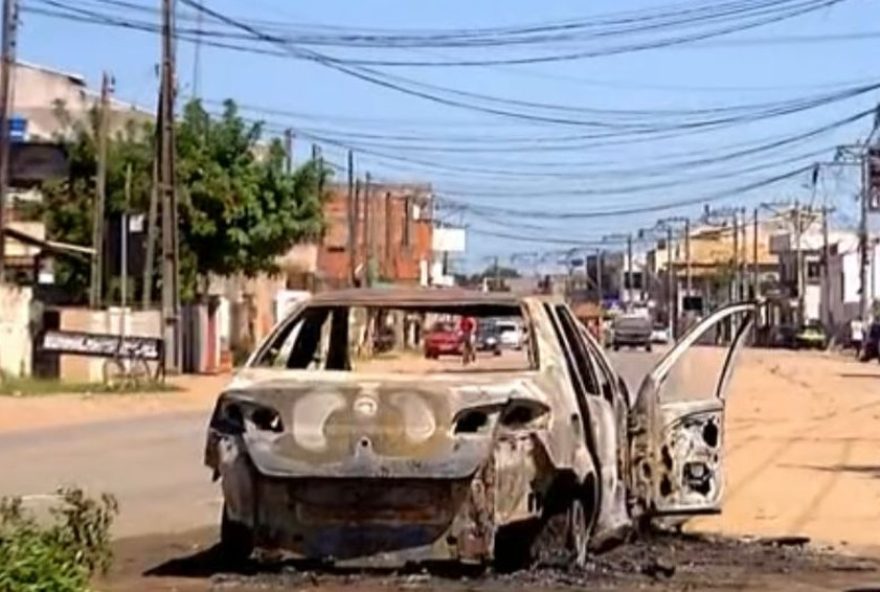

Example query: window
[253,307,349,370]
[624,271,644,290]
[807,261,822,282]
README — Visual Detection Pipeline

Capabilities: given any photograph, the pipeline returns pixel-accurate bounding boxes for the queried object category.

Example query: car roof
[308,287,559,309]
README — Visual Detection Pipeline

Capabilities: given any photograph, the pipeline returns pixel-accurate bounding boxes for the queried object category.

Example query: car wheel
[220,505,254,564]
[645,344,653,353]
[613,343,620,351]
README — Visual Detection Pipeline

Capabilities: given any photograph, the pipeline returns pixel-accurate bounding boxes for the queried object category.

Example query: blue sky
[19,0,879,272]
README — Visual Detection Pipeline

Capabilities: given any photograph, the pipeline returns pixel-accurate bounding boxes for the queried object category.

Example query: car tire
[220,505,254,564]
[645,344,653,353]
[613,344,620,351]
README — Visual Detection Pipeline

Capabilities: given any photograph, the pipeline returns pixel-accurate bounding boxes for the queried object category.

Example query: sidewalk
[0,374,229,434]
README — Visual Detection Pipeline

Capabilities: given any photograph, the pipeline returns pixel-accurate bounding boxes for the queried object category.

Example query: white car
[496,320,525,349]
[651,325,671,344]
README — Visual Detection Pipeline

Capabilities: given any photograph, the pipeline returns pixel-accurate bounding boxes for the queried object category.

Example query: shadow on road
[143,544,259,578]
[780,463,880,480]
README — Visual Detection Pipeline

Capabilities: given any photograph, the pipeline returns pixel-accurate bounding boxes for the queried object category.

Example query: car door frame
[628,302,757,517]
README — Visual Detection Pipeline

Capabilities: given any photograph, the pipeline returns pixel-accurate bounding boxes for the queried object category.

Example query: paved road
[0,350,660,538]
[0,410,219,537]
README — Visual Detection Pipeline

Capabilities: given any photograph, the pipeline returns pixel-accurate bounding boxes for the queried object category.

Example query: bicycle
[102,336,163,390]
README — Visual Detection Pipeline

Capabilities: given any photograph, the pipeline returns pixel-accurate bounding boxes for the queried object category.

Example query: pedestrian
[851,317,864,358]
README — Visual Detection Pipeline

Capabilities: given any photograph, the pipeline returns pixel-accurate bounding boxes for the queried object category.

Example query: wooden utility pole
[597,250,604,304]
[90,71,112,308]
[142,158,158,309]
[666,226,674,336]
[284,129,294,174]
[731,211,739,303]
[159,0,180,373]
[626,233,633,311]
[683,219,691,296]
[364,172,373,287]
[860,155,870,321]
[752,207,759,300]
[794,200,805,323]
[822,204,832,326]
[347,149,356,286]
[0,0,17,283]
[121,164,132,313]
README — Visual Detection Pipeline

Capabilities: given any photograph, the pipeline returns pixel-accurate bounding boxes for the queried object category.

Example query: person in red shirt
[459,316,476,364]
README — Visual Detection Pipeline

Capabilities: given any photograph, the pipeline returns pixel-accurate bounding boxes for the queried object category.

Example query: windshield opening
[250,303,535,374]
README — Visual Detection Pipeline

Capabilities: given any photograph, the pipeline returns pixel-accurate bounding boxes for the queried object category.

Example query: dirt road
[3,347,880,590]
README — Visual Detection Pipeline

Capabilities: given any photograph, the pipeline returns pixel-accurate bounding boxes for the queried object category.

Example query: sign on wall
[40,330,163,361]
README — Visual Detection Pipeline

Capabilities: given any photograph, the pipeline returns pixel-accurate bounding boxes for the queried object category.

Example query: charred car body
[205,289,754,568]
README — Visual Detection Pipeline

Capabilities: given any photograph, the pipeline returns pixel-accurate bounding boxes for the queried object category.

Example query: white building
[771,229,880,326]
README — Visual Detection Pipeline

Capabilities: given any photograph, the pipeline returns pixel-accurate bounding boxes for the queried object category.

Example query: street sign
[9,116,27,141]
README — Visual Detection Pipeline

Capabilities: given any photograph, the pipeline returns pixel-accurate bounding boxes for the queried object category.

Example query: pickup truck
[612,315,653,352]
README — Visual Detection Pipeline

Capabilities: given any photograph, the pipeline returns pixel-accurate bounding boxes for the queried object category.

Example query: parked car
[612,314,653,352]
[496,319,525,350]
[650,324,670,344]
[476,321,502,355]
[794,322,827,350]
[860,322,880,362]
[423,321,462,359]
[204,288,755,569]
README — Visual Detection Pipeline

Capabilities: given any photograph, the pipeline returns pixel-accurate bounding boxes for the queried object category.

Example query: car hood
[214,368,544,479]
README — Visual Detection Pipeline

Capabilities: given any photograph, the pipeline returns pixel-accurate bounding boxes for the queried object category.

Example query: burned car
[204,289,754,569]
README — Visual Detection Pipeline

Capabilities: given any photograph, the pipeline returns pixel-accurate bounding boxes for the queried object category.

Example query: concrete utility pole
[90,71,112,309]
[159,0,180,373]
[793,200,805,323]
[822,204,833,326]
[666,226,674,336]
[731,210,739,303]
[627,233,634,311]
[752,207,760,300]
[347,149,356,286]
[141,158,158,309]
[364,172,373,287]
[384,191,392,279]
[121,164,131,314]
[860,155,870,321]
[0,0,16,283]
[684,218,691,296]
[284,129,294,174]
[597,249,604,304]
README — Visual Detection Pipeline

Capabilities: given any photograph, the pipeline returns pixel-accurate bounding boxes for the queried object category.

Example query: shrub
[0,488,118,592]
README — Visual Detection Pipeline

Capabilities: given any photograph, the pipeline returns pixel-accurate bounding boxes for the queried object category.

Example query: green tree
[34,98,327,304]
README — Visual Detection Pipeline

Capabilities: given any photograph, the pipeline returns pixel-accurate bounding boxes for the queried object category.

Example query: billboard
[432,227,466,253]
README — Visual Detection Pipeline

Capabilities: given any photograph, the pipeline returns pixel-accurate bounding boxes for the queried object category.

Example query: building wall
[316,184,433,288]
[0,285,32,377]
[12,61,152,140]
[57,308,161,382]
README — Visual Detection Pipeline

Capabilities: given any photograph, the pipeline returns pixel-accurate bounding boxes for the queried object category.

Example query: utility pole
[794,199,805,323]
[121,165,131,316]
[626,233,633,311]
[347,149,356,286]
[284,129,294,174]
[90,71,112,308]
[142,158,158,309]
[666,226,674,336]
[384,191,392,279]
[822,204,832,327]
[684,218,691,296]
[494,255,501,291]
[860,155,870,322]
[731,210,739,303]
[752,207,759,300]
[0,0,17,283]
[597,249,604,304]
[364,172,373,287]
[159,0,180,373]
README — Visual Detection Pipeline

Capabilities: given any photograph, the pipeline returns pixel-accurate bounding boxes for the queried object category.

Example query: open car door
[628,302,756,516]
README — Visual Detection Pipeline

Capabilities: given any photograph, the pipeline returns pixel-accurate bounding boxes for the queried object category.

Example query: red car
[424,322,462,359]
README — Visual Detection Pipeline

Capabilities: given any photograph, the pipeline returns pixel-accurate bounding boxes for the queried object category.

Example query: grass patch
[0,377,179,397]
[0,488,118,592]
